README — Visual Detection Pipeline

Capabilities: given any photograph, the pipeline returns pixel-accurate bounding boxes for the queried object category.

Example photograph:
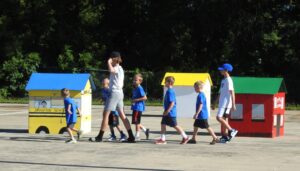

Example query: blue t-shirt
[101,88,110,102]
[131,85,146,112]
[164,88,177,117]
[196,92,209,119]
[101,88,118,116]
[64,97,78,124]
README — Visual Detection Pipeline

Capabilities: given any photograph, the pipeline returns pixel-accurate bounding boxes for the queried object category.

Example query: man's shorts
[108,112,119,127]
[217,108,231,118]
[104,91,124,112]
[161,116,177,127]
[132,111,142,124]
[194,119,209,129]
[67,122,76,129]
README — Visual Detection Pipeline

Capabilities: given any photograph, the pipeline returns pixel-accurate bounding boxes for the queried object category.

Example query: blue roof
[26,73,96,91]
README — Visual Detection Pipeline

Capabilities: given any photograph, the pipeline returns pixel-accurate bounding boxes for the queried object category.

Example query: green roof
[232,77,287,95]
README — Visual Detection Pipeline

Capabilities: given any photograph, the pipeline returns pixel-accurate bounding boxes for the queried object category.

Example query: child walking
[188,81,219,145]
[61,88,82,144]
[131,73,149,140]
[216,63,238,142]
[155,76,189,145]
[101,78,127,142]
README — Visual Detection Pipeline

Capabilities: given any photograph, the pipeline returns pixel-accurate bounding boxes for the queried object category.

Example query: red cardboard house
[229,77,287,138]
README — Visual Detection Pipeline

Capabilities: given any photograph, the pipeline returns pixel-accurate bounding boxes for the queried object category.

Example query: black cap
[110,51,121,58]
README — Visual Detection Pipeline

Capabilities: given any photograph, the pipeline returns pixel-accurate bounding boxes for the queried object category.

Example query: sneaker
[187,139,197,144]
[77,130,83,140]
[122,137,136,143]
[135,136,141,141]
[88,136,102,142]
[155,139,167,145]
[180,137,190,145]
[145,129,150,140]
[108,135,117,141]
[65,139,77,144]
[219,136,229,143]
[210,138,220,145]
[119,134,127,142]
[229,129,238,140]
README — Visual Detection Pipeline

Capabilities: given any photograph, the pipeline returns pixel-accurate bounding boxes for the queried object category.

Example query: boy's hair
[110,51,122,64]
[61,88,70,97]
[165,76,175,84]
[194,81,204,88]
[134,73,143,82]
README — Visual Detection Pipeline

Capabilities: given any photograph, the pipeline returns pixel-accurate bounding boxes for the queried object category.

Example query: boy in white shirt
[216,63,238,143]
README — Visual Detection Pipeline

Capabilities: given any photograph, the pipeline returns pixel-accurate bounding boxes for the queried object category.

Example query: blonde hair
[194,81,204,88]
[165,76,175,84]
[134,73,143,82]
[61,88,70,97]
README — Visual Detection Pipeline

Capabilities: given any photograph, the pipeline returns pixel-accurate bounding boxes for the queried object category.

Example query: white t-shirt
[218,77,234,108]
[109,64,124,92]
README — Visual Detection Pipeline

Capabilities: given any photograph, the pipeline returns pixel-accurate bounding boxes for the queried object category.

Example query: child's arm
[107,58,116,73]
[163,102,174,116]
[194,103,203,119]
[230,90,236,111]
[67,104,72,114]
[132,95,147,103]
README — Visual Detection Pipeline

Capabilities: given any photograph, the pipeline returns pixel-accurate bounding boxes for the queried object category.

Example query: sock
[181,131,188,139]
[120,131,125,136]
[110,126,115,137]
[161,134,166,141]
[140,126,147,132]
[136,131,140,137]
[96,130,104,140]
[127,129,134,139]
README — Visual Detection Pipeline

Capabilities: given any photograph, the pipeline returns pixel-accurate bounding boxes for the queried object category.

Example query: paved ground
[0,103,300,171]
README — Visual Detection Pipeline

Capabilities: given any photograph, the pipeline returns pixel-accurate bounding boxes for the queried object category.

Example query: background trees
[0,0,299,103]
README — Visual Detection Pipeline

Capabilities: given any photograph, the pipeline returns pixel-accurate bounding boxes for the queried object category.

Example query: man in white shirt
[216,63,238,143]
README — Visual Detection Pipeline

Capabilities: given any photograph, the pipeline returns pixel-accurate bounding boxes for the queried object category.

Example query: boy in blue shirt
[155,76,189,145]
[131,74,149,140]
[101,78,127,141]
[61,88,82,144]
[188,81,219,145]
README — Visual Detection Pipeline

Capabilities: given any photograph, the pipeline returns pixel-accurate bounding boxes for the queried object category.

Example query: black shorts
[194,119,209,129]
[67,122,76,129]
[161,116,177,127]
[108,112,119,127]
[132,111,142,124]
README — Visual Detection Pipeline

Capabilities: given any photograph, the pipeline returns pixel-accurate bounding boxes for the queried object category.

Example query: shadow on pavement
[0,160,182,171]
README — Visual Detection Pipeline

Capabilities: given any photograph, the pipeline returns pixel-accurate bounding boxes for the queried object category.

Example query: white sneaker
[65,139,77,144]
[230,129,238,140]
[135,136,141,141]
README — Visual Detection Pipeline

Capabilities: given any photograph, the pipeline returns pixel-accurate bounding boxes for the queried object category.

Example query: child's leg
[160,124,167,141]
[67,127,75,140]
[118,109,134,140]
[110,125,116,137]
[216,116,232,134]
[135,124,140,137]
[116,125,126,136]
[192,127,199,141]
[95,110,111,140]
[207,127,218,140]
[173,125,188,139]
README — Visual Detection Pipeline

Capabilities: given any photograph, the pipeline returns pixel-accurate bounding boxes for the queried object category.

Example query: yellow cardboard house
[25,73,95,134]
[161,73,213,118]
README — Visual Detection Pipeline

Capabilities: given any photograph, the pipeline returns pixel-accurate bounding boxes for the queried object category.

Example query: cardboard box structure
[161,73,212,118]
[229,77,287,137]
[25,73,96,134]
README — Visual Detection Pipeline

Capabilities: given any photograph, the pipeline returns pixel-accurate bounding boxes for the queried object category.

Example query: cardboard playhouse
[161,72,213,118]
[25,73,96,134]
[229,77,287,137]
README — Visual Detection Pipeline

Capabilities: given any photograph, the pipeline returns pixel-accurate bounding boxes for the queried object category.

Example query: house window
[252,104,265,120]
[231,104,243,120]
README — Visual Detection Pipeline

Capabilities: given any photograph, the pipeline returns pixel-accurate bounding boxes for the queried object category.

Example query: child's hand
[163,110,168,116]
[107,58,112,64]
[193,114,198,119]
[68,110,72,115]
[231,105,237,112]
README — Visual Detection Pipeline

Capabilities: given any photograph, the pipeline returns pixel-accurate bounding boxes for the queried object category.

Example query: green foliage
[0,51,41,97]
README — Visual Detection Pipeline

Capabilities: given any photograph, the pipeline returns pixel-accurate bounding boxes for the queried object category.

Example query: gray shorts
[104,91,124,112]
